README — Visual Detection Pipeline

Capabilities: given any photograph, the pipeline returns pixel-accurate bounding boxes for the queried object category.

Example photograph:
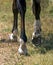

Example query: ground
[0,0,53,65]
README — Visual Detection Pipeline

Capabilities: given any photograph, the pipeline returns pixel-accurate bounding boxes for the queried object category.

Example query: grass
[0,0,53,65]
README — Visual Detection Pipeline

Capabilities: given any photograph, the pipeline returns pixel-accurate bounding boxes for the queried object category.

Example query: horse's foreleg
[20,12,27,43]
[12,10,18,35]
[32,0,41,46]
[9,0,18,41]
[18,15,27,55]
[18,0,27,55]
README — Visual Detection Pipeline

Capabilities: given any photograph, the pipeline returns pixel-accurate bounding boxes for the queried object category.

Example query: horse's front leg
[18,0,27,55]
[18,12,27,55]
[9,0,18,41]
[32,0,41,46]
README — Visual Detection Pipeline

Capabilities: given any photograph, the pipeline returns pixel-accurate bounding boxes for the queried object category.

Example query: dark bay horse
[9,0,41,55]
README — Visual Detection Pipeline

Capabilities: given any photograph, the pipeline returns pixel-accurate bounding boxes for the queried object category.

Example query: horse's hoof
[18,39,27,55]
[18,46,27,55]
[32,36,41,46]
[18,47,24,55]
[32,33,41,46]
[9,33,17,42]
[18,48,27,55]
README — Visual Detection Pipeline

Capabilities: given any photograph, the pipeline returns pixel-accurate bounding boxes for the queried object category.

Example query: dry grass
[0,0,53,65]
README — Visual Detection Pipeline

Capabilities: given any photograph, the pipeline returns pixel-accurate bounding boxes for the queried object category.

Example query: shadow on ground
[39,32,53,54]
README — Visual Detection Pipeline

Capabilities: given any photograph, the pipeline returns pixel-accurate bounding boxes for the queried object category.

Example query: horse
[9,0,41,55]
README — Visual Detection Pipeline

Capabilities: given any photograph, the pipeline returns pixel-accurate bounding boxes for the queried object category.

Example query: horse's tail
[17,0,23,14]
